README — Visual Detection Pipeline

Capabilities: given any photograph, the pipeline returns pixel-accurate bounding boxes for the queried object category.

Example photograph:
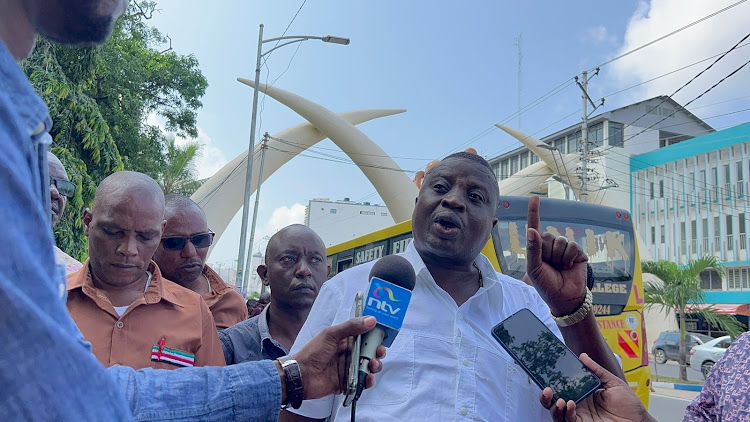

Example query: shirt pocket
[355,333,415,407]
[504,360,548,421]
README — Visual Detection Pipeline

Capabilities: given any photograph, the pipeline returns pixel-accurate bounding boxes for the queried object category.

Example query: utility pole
[575,68,602,202]
[514,33,523,130]
[243,132,270,295]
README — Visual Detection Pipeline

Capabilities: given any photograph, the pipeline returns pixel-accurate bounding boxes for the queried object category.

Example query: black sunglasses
[161,232,215,251]
[50,176,77,198]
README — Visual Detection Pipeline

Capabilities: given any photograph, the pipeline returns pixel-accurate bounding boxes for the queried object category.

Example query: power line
[594,0,748,70]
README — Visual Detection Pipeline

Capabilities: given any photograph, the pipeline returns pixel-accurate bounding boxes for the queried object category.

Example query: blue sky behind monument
[147,0,750,266]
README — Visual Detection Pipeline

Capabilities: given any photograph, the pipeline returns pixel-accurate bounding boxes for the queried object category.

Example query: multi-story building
[305,198,394,247]
[631,122,750,307]
[488,96,714,207]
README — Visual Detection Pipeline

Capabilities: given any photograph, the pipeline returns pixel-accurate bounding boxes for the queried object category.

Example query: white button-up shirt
[289,243,563,421]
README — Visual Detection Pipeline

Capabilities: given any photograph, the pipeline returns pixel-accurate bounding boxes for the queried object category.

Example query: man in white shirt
[281,152,624,422]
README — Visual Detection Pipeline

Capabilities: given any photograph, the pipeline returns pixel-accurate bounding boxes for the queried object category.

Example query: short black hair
[440,152,500,206]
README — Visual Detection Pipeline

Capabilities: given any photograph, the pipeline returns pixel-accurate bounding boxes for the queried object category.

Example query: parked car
[652,330,714,364]
[690,335,732,379]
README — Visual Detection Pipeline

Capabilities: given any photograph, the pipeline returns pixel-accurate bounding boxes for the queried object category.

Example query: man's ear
[492,218,498,229]
[257,265,269,286]
[83,208,93,236]
[161,219,167,235]
[326,264,332,277]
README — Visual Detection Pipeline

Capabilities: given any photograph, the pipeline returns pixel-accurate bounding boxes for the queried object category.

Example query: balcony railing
[725,183,732,198]
[702,237,709,252]
[741,233,747,250]
[727,235,734,251]
[715,236,722,250]
[737,180,745,197]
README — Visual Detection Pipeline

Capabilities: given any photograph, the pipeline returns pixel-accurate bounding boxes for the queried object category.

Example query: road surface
[651,360,705,382]
[650,394,692,422]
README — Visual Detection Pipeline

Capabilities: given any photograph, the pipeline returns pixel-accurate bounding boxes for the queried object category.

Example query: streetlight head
[322,35,350,45]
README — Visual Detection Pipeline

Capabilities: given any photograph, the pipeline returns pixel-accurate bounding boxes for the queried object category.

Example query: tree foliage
[158,138,202,196]
[642,256,744,381]
[22,1,208,261]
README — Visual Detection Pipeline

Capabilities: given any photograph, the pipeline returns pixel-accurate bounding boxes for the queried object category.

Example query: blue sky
[147,0,750,268]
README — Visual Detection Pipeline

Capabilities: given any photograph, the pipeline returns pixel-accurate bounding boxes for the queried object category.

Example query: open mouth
[434,215,460,236]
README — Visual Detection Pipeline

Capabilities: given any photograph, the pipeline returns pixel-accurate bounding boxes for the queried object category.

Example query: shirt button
[116,321,124,329]
[460,407,468,416]
[462,358,469,366]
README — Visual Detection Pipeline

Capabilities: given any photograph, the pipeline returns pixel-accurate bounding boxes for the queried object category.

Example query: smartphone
[491,308,602,404]
[343,291,364,407]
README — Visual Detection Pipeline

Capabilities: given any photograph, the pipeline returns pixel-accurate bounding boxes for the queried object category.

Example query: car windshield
[694,333,714,344]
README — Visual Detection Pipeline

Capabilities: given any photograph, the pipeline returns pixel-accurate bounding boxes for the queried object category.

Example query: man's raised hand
[525,195,589,316]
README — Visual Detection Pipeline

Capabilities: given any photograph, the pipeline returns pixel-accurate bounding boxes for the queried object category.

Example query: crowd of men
[2,1,749,420]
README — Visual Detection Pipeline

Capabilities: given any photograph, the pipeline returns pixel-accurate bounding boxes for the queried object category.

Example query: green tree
[22,1,208,260]
[643,256,744,381]
[158,138,203,196]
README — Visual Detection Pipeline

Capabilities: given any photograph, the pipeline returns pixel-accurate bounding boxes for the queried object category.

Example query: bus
[326,196,650,408]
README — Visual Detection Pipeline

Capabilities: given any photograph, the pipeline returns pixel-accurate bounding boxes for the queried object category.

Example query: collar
[68,260,184,308]
[402,242,499,291]
[257,305,274,345]
[0,39,51,138]
[202,265,235,297]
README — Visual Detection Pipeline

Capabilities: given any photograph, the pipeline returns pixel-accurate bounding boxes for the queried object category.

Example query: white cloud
[584,25,617,45]
[607,0,750,115]
[146,113,229,180]
[252,203,308,254]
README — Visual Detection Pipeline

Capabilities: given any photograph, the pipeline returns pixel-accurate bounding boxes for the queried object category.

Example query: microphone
[355,255,416,400]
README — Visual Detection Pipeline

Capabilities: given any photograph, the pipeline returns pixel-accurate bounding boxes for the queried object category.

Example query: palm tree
[158,138,203,196]
[643,255,744,381]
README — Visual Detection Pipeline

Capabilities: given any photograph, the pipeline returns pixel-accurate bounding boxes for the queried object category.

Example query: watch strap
[550,287,593,327]
[277,355,304,409]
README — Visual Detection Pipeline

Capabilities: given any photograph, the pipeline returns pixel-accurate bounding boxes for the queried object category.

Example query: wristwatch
[277,355,304,409]
[550,287,593,327]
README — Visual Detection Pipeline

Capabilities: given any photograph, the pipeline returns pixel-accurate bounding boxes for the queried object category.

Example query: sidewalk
[651,386,700,401]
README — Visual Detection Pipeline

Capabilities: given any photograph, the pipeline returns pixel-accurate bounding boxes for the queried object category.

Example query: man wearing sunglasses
[66,171,226,370]
[48,151,83,275]
[154,194,248,330]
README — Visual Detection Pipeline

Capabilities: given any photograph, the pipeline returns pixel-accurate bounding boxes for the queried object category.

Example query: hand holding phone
[491,308,601,404]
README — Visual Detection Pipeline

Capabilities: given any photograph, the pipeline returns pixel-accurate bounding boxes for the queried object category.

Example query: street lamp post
[236,24,350,296]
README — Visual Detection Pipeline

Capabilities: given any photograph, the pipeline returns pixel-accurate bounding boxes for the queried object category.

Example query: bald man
[220,224,330,364]
[48,152,83,275]
[153,194,248,330]
[66,171,225,369]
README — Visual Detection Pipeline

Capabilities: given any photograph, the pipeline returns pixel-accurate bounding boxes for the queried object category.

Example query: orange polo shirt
[66,260,225,370]
[202,265,249,330]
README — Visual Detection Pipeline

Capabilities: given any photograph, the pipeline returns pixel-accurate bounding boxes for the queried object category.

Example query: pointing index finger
[527,195,540,233]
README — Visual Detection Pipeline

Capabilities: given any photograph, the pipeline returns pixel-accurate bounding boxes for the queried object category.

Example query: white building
[305,198,395,247]
[488,96,714,209]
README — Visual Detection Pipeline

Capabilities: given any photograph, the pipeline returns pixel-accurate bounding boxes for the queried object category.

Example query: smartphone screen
[491,308,601,404]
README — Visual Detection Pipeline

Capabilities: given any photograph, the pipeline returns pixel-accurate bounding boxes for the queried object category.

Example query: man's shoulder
[222,314,262,337]
[161,277,210,310]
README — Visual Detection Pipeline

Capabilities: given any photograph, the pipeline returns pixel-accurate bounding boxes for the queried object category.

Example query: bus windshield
[493,218,635,315]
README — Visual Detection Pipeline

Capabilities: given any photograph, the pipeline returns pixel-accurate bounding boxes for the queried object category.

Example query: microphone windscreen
[368,255,416,291]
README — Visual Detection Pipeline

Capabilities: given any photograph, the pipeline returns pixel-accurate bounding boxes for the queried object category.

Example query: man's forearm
[560,312,627,381]
[108,360,282,421]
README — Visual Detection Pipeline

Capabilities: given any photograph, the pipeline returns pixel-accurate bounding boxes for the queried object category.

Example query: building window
[501,160,509,180]
[660,224,665,244]
[359,211,375,215]
[712,167,719,201]
[650,182,655,199]
[651,227,656,244]
[714,216,721,251]
[691,220,697,254]
[381,212,388,216]
[680,222,687,256]
[608,122,623,148]
[588,123,604,147]
[510,156,519,175]
[567,132,581,153]
[330,209,337,214]
[724,164,731,197]
[740,213,746,250]
[700,269,722,290]
[727,215,734,251]
[553,138,566,154]
[520,152,529,169]
[659,180,664,198]
[737,161,745,196]
[530,154,539,164]
[703,218,709,252]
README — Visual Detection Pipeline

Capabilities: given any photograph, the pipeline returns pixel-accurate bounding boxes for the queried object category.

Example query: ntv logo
[367,283,402,315]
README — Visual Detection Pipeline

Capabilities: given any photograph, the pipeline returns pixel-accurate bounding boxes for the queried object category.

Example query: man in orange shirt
[67,171,225,369]
[153,194,248,330]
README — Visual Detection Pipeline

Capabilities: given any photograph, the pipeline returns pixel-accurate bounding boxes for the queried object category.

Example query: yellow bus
[326,196,650,408]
